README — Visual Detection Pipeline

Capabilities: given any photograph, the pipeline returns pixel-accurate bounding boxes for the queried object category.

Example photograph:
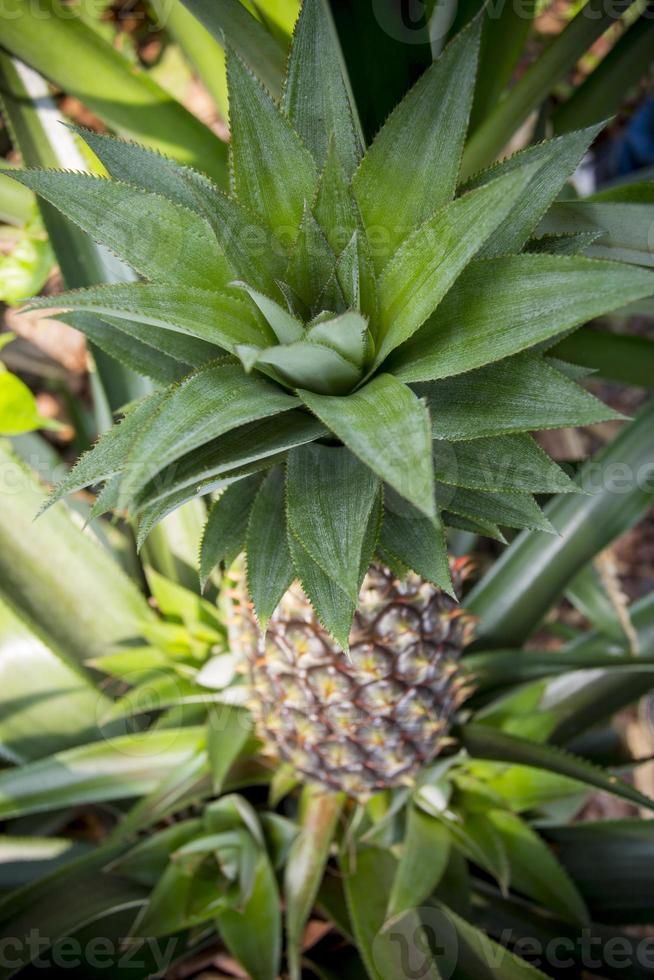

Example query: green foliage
[4,0,652,647]
[0,353,56,438]
[0,209,53,306]
[0,0,229,182]
[246,467,295,626]
[390,254,653,382]
[287,444,379,599]
[1,3,654,978]
[353,20,481,264]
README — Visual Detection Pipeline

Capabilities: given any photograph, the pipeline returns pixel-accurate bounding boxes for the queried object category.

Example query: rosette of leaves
[4,0,654,646]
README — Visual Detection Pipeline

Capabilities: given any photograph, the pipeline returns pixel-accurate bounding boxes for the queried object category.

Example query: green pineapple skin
[229,561,474,798]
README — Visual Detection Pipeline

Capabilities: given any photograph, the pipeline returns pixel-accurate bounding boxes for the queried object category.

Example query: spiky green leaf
[285,205,337,310]
[459,724,654,814]
[57,310,215,368]
[433,434,575,494]
[527,231,602,256]
[60,311,186,384]
[390,255,654,382]
[45,392,168,507]
[118,362,299,505]
[538,199,654,267]
[417,355,622,441]
[287,530,355,651]
[462,124,602,257]
[299,374,435,518]
[380,490,452,594]
[353,21,481,267]
[133,412,326,515]
[27,282,271,351]
[227,50,317,233]
[73,129,287,288]
[313,140,359,255]
[437,485,553,534]
[375,165,537,365]
[67,124,215,211]
[282,0,362,175]
[199,475,264,587]
[287,444,379,599]
[247,468,295,627]
[4,169,231,288]
[215,850,281,980]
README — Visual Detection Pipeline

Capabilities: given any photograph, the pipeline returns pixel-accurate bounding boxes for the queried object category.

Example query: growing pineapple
[230,559,475,797]
[7,0,654,798]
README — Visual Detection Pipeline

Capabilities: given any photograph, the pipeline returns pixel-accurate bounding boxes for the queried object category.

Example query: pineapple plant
[5,0,654,802]
[1,1,654,978]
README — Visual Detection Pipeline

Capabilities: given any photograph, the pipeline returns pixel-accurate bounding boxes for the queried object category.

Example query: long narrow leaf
[287,444,379,599]
[0,443,152,665]
[538,199,654,267]
[0,54,150,412]
[179,0,288,96]
[375,165,536,364]
[0,594,109,763]
[550,326,654,390]
[461,125,602,257]
[227,49,317,232]
[418,355,620,441]
[27,282,269,351]
[353,20,480,266]
[0,0,228,182]
[247,468,295,626]
[467,400,654,646]
[0,728,206,819]
[458,724,654,814]
[117,362,299,505]
[299,375,435,518]
[282,0,362,174]
[390,255,654,382]
[460,0,638,178]
[285,787,343,980]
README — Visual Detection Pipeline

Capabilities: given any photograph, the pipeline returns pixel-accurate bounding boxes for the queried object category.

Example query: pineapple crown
[6,0,654,646]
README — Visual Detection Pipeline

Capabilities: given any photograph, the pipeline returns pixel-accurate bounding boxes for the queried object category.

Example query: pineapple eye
[307,667,351,703]
[359,681,405,716]
[319,740,363,770]
[349,643,393,680]
[375,606,423,650]
[397,644,435,684]
[278,680,311,710]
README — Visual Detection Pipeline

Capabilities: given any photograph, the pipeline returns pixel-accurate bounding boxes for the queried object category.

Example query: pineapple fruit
[9,1,653,794]
[229,560,475,797]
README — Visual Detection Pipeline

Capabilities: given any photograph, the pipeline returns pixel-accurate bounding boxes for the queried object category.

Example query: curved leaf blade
[459,724,654,814]
[0,728,206,819]
[299,375,435,518]
[390,255,654,383]
[247,468,295,627]
[287,444,379,599]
